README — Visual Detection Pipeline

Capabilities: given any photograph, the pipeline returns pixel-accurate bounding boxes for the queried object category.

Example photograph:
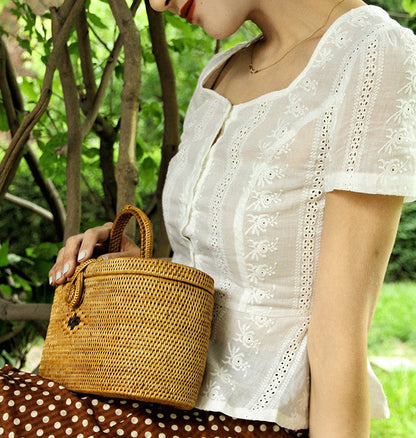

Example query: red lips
[179,0,196,23]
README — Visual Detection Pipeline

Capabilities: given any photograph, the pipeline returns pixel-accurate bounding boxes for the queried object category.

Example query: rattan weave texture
[39,205,215,410]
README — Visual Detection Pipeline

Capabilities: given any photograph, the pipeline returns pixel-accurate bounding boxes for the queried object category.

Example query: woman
[2,0,416,437]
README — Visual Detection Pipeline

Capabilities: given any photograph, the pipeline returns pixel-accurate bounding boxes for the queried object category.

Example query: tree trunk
[146,1,180,257]
[108,0,141,237]
[51,6,83,240]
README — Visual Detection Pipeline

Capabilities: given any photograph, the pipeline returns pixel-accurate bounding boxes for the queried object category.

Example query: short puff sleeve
[325,25,416,202]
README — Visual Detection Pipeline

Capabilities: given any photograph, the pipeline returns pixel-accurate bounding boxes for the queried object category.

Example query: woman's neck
[247,0,367,63]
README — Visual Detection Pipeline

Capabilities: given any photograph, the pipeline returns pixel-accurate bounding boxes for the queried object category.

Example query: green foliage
[403,0,416,15]
[368,282,416,438]
[386,203,416,282]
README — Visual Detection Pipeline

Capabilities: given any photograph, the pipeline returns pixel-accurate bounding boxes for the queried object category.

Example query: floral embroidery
[233,321,261,353]
[223,344,250,376]
[245,214,279,236]
[248,190,282,211]
[246,263,276,284]
[246,287,273,305]
[245,239,279,261]
[285,94,307,118]
[201,380,226,401]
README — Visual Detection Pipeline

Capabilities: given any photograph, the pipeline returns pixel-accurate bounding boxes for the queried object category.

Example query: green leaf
[87,12,107,29]
[403,0,416,15]
[0,241,9,267]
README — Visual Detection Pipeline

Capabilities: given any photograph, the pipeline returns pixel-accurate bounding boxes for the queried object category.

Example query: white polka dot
[273,425,281,432]
[65,398,72,406]
[30,411,38,418]
[8,432,15,438]
[158,434,166,438]
[219,415,226,421]
[24,424,32,432]
[72,415,79,422]
[170,413,177,420]
[223,425,230,431]
[260,424,267,431]
[131,417,139,425]
[77,434,84,438]
[171,425,178,431]
[19,405,26,413]
[248,425,255,432]
[115,409,122,416]
[91,399,99,406]
[36,430,44,437]
[144,418,152,425]
[54,395,61,401]
[98,416,105,423]
[48,404,56,411]
[86,408,93,415]
[0,395,3,402]
[13,390,20,396]
[93,426,100,433]
[103,403,110,411]
[47,382,54,387]
[208,415,215,421]
[2,385,10,391]
[8,400,15,407]
[198,425,206,431]
[157,413,164,419]
[235,425,242,433]
[131,432,138,438]
[2,413,9,421]
[25,394,32,401]
[82,419,88,427]
[211,424,218,431]
[158,422,165,428]
[75,402,82,409]
[13,418,20,426]
[110,421,117,427]
[37,380,44,385]
[65,428,73,435]
[132,403,139,408]
[54,422,61,429]
[183,415,190,420]
[144,433,152,438]
[184,425,192,432]
[31,387,38,391]
[37,399,44,406]
[42,416,50,423]
[60,410,67,417]
[42,391,50,396]
[116,430,124,436]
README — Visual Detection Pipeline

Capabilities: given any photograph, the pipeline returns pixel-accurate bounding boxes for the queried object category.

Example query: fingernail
[56,271,62,281]
[63,263,70,274]
[77,251,87,262]
[49,276,53,285]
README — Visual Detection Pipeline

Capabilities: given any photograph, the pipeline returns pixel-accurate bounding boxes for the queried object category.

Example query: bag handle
[108,204,153,258]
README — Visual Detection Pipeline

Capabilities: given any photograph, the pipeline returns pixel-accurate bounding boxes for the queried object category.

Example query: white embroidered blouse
[162,5,416,430]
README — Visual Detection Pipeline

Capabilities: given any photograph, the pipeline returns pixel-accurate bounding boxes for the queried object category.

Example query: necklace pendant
[249,64,258,74]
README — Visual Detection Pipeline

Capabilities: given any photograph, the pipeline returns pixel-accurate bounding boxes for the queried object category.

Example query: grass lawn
[369,282,416,438]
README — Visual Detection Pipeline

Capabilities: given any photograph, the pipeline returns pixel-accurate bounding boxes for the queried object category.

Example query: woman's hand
[48,222,141,286]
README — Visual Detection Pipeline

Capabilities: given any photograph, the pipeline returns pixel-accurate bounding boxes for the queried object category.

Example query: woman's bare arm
[308,190,403,438]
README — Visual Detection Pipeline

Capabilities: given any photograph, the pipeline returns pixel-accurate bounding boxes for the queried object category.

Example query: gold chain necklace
[249,0,347,74]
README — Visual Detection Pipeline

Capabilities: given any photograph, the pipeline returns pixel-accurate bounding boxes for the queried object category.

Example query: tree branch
[0,298,51,321]
[3,193,54,222]
[0,0,85,201]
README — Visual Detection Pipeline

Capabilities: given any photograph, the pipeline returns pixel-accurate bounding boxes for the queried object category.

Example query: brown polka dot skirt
[0,366,309,437]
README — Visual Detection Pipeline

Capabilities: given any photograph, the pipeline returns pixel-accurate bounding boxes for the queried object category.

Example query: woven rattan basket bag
[39,205,215,410]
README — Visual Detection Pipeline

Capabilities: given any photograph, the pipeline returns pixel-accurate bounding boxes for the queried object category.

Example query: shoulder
[348,6,416,64]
